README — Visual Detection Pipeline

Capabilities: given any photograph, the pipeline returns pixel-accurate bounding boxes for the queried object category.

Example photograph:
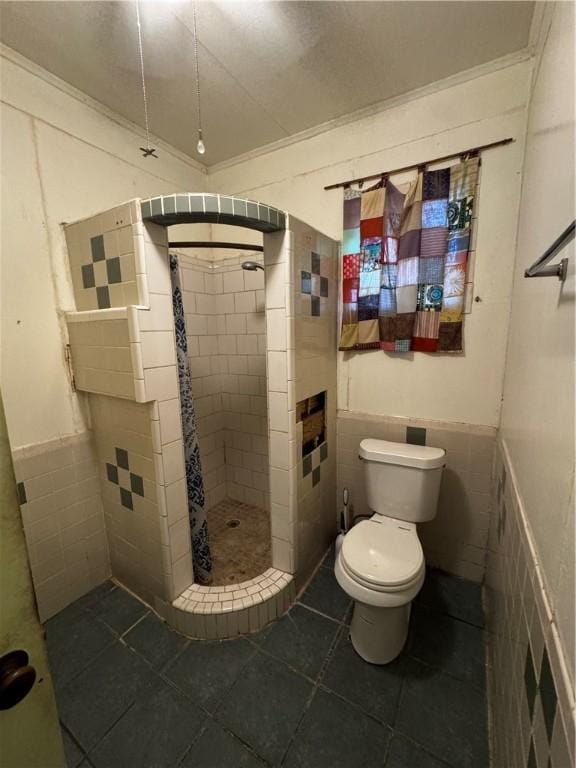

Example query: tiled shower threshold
[167,567,295,640]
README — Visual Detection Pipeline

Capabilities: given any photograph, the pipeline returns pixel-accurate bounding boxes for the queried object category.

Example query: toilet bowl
[335,438,445,665]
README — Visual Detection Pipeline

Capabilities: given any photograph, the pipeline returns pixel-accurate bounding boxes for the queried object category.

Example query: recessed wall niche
[297,391,326,457]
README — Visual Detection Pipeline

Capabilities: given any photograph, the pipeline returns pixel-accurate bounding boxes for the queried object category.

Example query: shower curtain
[169,254,213,584]
[339,156,479,353]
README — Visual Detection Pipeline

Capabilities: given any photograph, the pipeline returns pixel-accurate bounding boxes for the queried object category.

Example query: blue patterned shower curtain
[169,255,213,584]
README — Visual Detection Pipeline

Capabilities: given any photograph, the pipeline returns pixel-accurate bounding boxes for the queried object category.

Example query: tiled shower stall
[35,193,340,638]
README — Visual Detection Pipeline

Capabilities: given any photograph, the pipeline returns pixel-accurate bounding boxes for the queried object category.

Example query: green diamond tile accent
[130,473,145,497]
[106,257,122,284]
[106,463,119,485]
[96,286,110,308]
[82,263,95,289]
[406,426,426,446]
[91,235,105,262]
[120,487,133,510]
[115,448,129,470]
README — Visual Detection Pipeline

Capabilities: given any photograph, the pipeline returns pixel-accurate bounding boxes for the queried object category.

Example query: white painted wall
[1,48,535,451]
[0,46,208,448]
[209,58,533,427]
[500,3,575,682]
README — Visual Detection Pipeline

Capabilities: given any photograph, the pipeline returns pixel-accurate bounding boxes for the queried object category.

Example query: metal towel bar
[524,220,574,282]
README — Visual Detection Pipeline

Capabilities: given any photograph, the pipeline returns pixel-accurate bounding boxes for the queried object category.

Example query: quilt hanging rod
[323,137,514,190]
[524,220,574,283]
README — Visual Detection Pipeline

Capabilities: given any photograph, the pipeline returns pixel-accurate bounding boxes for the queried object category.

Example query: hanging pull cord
[192,0,205,154]
[135,0,157,158]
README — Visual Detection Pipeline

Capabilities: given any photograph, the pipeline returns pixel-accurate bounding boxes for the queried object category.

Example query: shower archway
[140,192,286,232]
[141,194,293,636]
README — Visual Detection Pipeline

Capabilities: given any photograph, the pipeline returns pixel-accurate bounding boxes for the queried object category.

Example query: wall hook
[140,147,158,158]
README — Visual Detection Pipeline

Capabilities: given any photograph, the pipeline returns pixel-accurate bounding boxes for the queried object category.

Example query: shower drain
[226,519,241,528]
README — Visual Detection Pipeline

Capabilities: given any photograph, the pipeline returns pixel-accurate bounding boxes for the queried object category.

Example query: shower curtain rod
[169,241,263,251]
[323,137,514,190]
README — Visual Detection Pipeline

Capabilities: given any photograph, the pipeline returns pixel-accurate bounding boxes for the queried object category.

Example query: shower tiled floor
[47,553,489,768]
[206,497,271,585]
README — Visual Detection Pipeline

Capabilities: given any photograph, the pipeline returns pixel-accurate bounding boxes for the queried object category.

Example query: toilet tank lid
[359,439,445,469]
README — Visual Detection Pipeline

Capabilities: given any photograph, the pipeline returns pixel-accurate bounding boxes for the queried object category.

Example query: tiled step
[157,567,295,639]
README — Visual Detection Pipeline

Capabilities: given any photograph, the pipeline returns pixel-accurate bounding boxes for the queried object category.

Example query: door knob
[0,650,36,710]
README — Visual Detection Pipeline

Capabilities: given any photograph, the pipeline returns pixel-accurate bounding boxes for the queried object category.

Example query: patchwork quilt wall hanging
[339,156,479,353]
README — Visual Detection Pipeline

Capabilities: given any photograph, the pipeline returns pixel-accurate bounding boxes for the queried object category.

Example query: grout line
[392,655,410,740]
[406,649,488,695]
[175,719,212,768]
[244,642,325,689]
[118,609,152,640]
[87,608,144,641]
[278,621,348,766]
[85,700,139,761]
[387,731,455,768]
[160,636,192,672]
[294,598,351,627]
[212,722,273,767]
[197,641,261,718]
[54,634,116,692]
[415,600,486,631]
[122,644,211,717]
[60,721,88,765]
[315,677,397,732]
[483,608,496,768]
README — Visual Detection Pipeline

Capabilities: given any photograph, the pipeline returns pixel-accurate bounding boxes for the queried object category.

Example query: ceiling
[0,1,535,166]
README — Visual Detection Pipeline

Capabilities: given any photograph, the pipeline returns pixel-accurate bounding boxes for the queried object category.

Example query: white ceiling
[0,1,535,166]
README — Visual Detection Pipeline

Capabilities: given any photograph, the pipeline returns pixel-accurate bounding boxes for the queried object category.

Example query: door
[0,392,65,767]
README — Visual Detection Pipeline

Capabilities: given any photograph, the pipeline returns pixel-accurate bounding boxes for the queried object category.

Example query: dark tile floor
[47,554,489,768]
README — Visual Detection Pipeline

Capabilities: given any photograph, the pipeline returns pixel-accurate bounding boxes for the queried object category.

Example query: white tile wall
[13,433,110,621]
[179,256,268,512]
[64,205,194,609]
[68,313,138,400]
[90,394,166,605]
[265,220,339,587]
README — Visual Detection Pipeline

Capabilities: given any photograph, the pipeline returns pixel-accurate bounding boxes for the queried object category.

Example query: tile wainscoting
[485,439,574,768]
[12,432,110,621]
[337,410,495,582]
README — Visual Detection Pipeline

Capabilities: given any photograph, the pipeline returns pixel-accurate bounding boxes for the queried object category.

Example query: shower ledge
[162,567,295,640]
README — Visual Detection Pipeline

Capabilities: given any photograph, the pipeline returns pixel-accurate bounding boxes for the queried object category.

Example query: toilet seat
[340,518,424,593]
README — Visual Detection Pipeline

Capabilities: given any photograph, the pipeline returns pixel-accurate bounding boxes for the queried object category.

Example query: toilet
[335,438,445,665]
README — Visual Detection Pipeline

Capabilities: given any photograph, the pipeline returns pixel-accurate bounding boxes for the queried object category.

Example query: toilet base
[350,600,410,665]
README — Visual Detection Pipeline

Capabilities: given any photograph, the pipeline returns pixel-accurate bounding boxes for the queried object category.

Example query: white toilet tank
[359,439,445,523]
